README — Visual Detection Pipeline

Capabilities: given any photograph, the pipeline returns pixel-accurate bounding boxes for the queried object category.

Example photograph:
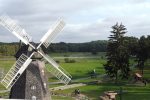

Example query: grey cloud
[55,15,150,43]
[0,0,150,43]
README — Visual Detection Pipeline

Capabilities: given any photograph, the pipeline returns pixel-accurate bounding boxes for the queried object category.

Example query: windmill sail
[1,53,33,89]
[38,51,71,84]
[0,14,71,90]
[0,15,31,45]
[38,18,65,48]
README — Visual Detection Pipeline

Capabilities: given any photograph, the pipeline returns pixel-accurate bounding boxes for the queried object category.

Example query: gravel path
[50,83,86,91]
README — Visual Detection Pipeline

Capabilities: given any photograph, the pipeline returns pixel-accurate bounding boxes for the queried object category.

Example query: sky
[0,0,150,43]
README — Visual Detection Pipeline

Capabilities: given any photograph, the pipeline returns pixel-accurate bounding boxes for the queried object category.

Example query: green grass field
[0,52,150,100]
[0,59,15,90]
[60,58,105,79]
[49,52,106,57]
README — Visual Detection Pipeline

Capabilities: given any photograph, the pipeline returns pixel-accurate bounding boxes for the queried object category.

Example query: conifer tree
[104,23,130,83]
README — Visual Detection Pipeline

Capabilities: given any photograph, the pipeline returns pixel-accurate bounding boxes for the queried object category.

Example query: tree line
[0,40,108,56]
[0,42,19,56]
[45,40,107,53]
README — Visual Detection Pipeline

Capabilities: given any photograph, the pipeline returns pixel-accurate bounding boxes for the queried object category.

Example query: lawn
[52,96,74,100]
[54,82,150,100]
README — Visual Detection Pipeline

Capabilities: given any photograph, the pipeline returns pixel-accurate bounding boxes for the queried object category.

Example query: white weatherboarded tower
[0,15,72,100]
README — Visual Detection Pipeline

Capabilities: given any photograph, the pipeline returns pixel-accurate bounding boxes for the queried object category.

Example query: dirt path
[50,83,86,91]
[49,74,106,85]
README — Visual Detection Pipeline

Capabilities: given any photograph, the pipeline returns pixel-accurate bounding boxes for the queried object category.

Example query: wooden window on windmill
[28,46,33,52]
[31,85,36,90]
[44,83,46,88]
[42,70,45,76]
[32,96,36,100]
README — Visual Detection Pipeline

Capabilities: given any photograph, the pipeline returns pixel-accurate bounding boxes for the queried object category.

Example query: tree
[147,35,150,58]
[104,23,130,83]
[91,49,98,55]
[136,36,149,75]
[123,36,139,56]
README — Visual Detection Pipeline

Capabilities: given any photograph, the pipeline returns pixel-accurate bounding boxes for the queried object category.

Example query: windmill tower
[0,15,72,100]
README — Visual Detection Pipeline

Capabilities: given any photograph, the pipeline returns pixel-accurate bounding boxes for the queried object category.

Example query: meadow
[0,52,150,100]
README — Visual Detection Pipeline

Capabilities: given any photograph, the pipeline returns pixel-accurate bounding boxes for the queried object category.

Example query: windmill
[0,14,72,99]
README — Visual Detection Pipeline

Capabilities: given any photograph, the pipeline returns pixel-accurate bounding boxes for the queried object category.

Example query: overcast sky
[0,0,150,43]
